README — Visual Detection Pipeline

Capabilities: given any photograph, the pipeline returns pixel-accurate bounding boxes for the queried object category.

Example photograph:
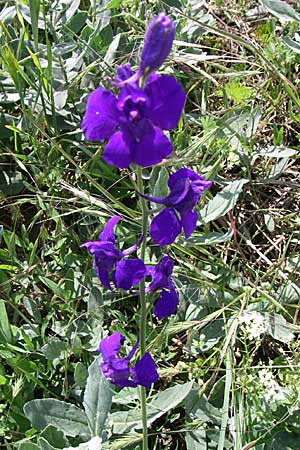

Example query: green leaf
[283,36,300,53]
[147,381,194,424]
[83,358,113,437]
[42,339,69,363]
[262,0,300,22]
[104,33,120,64]
[0,170,24,196]
[24,399,90,439]
[278,282,300,304]
[185,391,222,424]
[38,277,66,300]
[29,0,40,51]
[272,431,300,449]
[18,444,40,450]
[225,80,253,104]
[101,0,122,11]
[199,179,248,223]
[183,228,233,246]
[62,437,103,450]
[151,166,169,199]
[252,146,298,158]
[40,424,70,448]
[37,438,57,450]
[66,11,88,34]
[265,313,295,343]
[0,299,13,344]
[185,429,207,450]
[112,381,193,434]
[74,362,88,388]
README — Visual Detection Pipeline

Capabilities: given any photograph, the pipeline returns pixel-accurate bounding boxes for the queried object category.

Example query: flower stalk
[137,166,149,450]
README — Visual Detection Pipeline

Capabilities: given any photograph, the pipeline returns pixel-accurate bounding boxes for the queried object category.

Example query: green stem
[136,166,149,450]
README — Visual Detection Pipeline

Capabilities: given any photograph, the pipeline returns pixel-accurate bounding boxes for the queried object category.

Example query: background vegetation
[0,0,299,448]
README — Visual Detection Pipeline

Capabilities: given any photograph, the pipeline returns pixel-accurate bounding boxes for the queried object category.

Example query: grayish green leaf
[18,444,40,450]
[104,33,120,64]
[265,313,294,342]
[83,358,113,437]
[262,0,300,22]
[75,362,88,388]
[263,214,275,232]
[40,424,69,448]
[252,146,298,158]
[185,429,207,450]
[24,399,90,438]
[183,228,233,246]
[62,437,102,450]
[283,36,300,53]
[199,179,248,223]
[112,382,193,434]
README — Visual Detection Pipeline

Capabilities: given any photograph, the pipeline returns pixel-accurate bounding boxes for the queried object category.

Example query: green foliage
[1,0,300,448]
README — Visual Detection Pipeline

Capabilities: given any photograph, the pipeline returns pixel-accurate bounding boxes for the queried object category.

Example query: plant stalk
[137,166,149,450]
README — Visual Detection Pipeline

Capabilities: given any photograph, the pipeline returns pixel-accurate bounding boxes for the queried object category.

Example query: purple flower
[99,332,158,388]
[81,216,146,290]
[81,71,185,168]
[140,169,212,245]
[147,255,179,320]
[139,13,175,76]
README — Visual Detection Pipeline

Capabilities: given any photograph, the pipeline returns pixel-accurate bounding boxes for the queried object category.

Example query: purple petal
[180,209,198,238]
[115,63,134,83]
[101,358,137,388]
[131,353,158,388]
[94,265,112,290]
[80,241,118,258]
[147,255,174,292]
[131,125,172,167]
[168,169,212,195]
[154,285,179,320]
[112,63,139,88]
[145,75,186,130]
[98,332,123,360]
[114,259,146,290]
[168,168,199,188]
[150,208,181,246]
[99,216,121,243]
[82,87,119,141]
[103,131,132,168]
[117,84,149,114]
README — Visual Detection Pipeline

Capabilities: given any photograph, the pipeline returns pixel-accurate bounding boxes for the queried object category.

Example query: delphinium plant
[81,13,212,449]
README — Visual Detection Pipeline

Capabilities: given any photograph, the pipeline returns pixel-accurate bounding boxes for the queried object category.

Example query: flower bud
[140,13,175,75]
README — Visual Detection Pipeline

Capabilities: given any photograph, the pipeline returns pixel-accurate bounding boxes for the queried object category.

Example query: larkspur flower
[146,255,179,319]
[99,332,158,388]
[81,216,146,290]
[139,13,175,76]
[81,69,185,168]
[139,168,212,245]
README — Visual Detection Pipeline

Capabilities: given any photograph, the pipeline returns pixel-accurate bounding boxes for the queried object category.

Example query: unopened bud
[140,13,175,75]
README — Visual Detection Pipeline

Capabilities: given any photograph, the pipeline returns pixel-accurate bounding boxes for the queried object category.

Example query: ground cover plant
[0,0,300,449]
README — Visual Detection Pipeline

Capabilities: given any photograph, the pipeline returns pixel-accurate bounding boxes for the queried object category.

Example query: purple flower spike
[98,332,158,388]
[140,169,212,245]
[147,255,179,320]
[140,13,175,76]
[81,216,146,290]
[81,69,185,168]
